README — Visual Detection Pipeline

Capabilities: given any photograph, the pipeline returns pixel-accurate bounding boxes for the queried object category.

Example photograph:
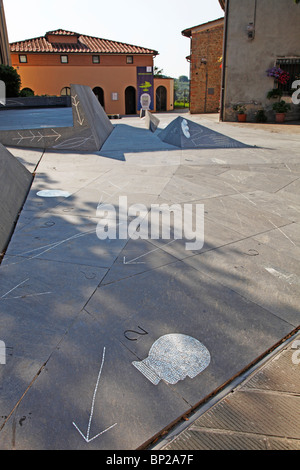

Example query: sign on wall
[137,66,154,111]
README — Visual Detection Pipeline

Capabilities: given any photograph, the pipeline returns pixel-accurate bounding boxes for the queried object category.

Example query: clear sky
[3,0,224,79]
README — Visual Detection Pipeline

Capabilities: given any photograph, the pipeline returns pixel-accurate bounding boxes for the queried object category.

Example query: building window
[61,87,71,96]
[126,55,133,64]
[92,55,100,64]
[60,55,69,64]
[276,58,300,95]
[19,54,27,63]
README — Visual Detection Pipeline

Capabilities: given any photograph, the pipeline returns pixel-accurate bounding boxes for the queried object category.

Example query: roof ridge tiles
[9,29,158,55]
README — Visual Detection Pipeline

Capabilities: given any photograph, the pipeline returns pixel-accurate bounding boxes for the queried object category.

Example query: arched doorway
[156,86,167,112]
[60,87,71,96]
[20,87,34,97]
[93,87,105,109]
[125,86,136,115]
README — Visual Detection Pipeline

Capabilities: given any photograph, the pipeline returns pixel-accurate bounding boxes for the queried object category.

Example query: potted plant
[267,88,283,100]
[272,100,291,123]
[232,104,247,122]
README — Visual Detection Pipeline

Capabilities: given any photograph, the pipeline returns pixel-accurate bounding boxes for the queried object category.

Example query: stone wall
[1,96,71,109]
[190,24,224,114]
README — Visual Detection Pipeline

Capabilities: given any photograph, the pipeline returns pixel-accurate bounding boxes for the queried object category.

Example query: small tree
[0,65,21,97]
[154,66,164,78]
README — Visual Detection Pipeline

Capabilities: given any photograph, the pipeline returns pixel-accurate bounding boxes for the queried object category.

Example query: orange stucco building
[10,29,174,115]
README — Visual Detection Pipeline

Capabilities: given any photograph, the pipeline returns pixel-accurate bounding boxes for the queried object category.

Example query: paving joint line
[98,220,299,288]
[274,176,300,194]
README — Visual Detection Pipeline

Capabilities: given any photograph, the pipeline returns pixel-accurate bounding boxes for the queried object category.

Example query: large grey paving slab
[229,190,300,223]
[85,261,292,403]
[6,147,44,172]
[0,312,189,450]
[42,148,123,172]
[196,194,292,238]
[139,209,247,264]
[20,173,111,217]
[219,168,299,193]
[100,237,180,285]
[184,237,300,326]
[276,176,300,199]
[161,166,252,202]
[4,213,127,269]
[254,222,300,261]
[0,113,299,450]
[0,257,107,424]
[179,148,269,167]
[43,165,172,221]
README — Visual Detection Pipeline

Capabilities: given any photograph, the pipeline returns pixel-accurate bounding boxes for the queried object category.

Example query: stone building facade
[182,18,224,114]
[219,0,300,122]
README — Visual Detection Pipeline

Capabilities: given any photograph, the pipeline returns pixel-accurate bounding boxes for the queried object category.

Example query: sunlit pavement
[0,111,299,450]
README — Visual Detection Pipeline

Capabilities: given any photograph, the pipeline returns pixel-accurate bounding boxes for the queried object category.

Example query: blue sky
[3,0,224,79]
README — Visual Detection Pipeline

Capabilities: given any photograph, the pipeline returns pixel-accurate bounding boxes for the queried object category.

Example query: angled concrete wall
[0,144,32,254]
[145,110,160,132]
[0,84,114,152]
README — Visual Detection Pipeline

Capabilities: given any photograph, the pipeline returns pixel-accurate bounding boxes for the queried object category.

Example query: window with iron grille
[276,58,300,95]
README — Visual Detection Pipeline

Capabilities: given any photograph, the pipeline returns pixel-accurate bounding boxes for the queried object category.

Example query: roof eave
[218,0,225,10]
[182,17,224,37]
[10,48,158,55]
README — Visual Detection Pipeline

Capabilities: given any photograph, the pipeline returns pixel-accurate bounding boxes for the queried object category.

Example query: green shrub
[255,109,267,123]
[19,88,35,97]
[272,100,291,113]
[0,65,21,97]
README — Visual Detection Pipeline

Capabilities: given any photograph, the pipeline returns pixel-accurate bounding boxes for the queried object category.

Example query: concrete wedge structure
[145,110,160,133]
[0,143,32,253]
[0,84,114,152]
[158,116,250,149]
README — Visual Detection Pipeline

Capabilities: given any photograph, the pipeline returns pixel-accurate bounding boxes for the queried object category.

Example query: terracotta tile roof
[10,29,158,55]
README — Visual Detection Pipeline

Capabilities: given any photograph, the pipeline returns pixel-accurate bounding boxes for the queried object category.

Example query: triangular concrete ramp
[69,84,114,151]
[0,144,33,253]
[145,110,160,133]
[0,85,114,152]
[158,116,250,149]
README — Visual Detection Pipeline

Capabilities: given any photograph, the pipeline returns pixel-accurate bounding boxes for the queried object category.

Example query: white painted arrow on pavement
[72,347,117,443]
